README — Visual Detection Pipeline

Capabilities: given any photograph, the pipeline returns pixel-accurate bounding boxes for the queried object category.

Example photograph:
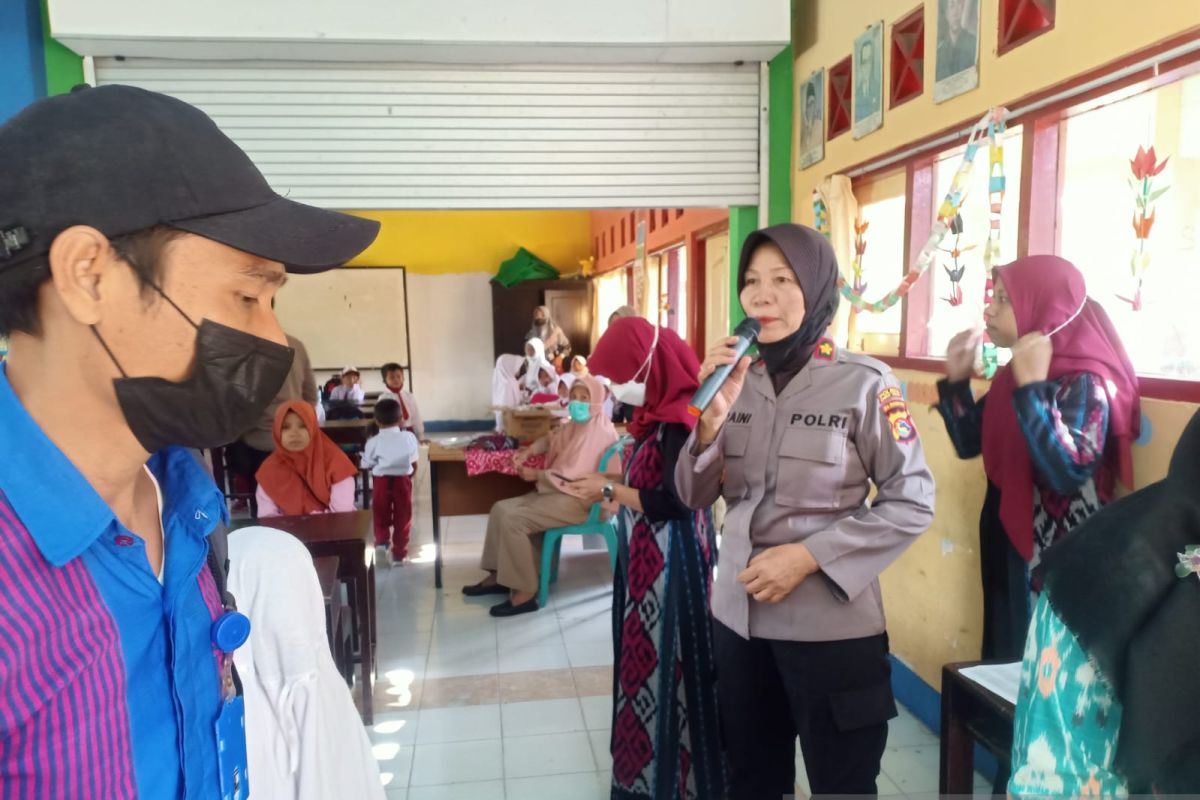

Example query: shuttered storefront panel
[95,59,761,209]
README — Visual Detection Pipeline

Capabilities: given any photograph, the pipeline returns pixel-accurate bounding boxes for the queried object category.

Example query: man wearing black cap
[0,85,379,798]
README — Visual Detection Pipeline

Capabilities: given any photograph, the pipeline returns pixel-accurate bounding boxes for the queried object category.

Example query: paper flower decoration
[1120,145,1171,312]
[1176,545,1200,581]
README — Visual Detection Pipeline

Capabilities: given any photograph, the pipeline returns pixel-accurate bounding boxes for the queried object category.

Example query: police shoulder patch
[878,384,918,443]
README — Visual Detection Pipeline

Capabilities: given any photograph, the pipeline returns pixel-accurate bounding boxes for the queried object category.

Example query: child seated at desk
[528,365,561,405]
[378,362,425,441]
[361,399,419,567]
[255,401,359,518]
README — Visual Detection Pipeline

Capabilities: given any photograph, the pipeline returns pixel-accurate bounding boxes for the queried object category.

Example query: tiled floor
[358,444,993,799]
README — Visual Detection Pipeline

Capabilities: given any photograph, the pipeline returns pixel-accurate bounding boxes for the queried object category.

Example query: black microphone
[688,318,761,417]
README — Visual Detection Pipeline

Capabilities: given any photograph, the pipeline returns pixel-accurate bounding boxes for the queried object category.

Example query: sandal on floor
[489,598,539,617]
[462,581,509,597]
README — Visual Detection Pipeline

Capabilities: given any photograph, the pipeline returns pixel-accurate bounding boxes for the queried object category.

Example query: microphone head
[733,317,761,341]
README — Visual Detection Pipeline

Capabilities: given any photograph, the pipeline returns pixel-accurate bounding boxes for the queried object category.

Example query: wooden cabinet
[491,279,592,362]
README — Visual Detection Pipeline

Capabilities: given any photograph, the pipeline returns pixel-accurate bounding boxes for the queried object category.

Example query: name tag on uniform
[788,412,849,431]
[728,412,753,425]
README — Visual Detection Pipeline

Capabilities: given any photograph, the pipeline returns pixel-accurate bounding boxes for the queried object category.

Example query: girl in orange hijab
[255,401,359,517]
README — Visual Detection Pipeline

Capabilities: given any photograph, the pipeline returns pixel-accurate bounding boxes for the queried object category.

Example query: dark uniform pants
[713,621,896,799]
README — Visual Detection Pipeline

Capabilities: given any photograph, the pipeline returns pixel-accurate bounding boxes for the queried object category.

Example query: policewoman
[675,223,935,798]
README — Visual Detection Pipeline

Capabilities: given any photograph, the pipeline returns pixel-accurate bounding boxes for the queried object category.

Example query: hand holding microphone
[691,318,760,445]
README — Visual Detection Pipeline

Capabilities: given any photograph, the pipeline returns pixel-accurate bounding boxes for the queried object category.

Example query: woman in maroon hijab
[938,255,1140,663]
[568,319,724,800]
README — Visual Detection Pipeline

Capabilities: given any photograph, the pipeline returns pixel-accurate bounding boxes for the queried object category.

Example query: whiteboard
[273,266,410,372]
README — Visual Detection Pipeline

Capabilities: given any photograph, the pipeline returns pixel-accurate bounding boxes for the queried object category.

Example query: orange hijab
[255,401,359,516]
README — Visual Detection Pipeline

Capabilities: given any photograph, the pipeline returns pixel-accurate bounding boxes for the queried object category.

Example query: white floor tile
[405,780,505,800]
[423,651,499,680]
[877,772,905,796]
[370,711,419,747]
[881,744,941,795]
[587,729,612,773]
[417,704,503,745]
[505,770,609,800]
[501,698,586,738]
[409,740,504,787]
[566,640,614,668]
[503,731,597,778]
[579,695,612,731]
[373,744,414,787]
[561,616,613,646]
[888,708,940,747]
[498,643,571,673]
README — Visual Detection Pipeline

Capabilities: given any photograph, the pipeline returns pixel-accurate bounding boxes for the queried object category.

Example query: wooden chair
[315,555,353,684]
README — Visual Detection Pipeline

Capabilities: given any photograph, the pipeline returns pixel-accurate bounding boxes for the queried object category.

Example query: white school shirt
[378,388,425,439]
[329,384,365,404]
[361,427,419,477]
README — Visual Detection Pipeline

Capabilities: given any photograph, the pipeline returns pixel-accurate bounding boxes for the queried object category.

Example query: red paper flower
[1132,209,1156,240]
[1130,146,1169,180]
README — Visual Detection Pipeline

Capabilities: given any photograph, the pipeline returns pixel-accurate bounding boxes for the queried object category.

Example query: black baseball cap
[0,84,380,273]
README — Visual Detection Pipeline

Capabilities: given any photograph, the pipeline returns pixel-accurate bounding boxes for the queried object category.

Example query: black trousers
[713,621,896,800]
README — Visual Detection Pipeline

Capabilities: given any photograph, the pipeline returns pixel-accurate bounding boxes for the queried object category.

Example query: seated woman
[464,375,619,617]
[1009,408,1200,796]
[255,401,359,518]
[228,527,385,800]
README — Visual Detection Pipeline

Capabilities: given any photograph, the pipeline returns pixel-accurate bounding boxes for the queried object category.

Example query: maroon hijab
[981,255,1140,559]
[588,317,700,440]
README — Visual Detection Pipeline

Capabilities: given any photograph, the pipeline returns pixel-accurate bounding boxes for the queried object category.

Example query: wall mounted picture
[934,0,980,102]
[852,21,884,139]
[799,68,825,169]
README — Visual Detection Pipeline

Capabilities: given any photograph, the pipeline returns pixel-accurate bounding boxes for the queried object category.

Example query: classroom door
[704,233,731,350]
[545,288,593,362]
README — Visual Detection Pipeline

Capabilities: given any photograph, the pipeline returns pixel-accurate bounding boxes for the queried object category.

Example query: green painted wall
[727,206,759,327]
[767,44,794,226]
[726,40,793,325]
[40,0,82,95]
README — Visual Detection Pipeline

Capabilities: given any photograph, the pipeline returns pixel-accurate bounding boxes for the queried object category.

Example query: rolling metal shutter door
[94,59,761,209]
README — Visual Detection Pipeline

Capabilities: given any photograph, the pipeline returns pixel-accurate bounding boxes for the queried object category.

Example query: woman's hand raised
[697,336,751,446]
[945,328,982,383]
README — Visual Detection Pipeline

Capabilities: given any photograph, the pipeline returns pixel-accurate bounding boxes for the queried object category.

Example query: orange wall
[592,208,728,272]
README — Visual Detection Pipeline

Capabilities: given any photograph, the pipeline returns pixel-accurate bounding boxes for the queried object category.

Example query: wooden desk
[321,419,373,447]
[234,511,378,722]
[427,442,530,589]
[940,661,1016,794]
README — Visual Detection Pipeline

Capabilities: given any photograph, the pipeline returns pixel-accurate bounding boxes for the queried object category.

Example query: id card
[215,696,250,800]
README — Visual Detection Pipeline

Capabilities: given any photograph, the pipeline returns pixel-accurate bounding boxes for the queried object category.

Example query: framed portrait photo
[798,68,825,169]
[934,0,981,102]
[852,21,884,139]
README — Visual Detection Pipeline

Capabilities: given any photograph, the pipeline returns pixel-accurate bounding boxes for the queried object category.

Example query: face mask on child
[567,400,592,423]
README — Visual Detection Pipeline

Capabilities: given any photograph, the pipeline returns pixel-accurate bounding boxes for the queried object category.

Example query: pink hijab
[544,375,619,491]
[981,255,1140,560]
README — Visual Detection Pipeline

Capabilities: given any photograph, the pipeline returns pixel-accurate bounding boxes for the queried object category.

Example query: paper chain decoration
[814,107,1009,315]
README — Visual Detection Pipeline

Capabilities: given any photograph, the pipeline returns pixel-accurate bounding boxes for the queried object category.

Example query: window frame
[890,5,925,110]
[844,31,1200,402]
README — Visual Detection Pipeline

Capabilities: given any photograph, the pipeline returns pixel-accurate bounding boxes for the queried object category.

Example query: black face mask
[93,288,294,454]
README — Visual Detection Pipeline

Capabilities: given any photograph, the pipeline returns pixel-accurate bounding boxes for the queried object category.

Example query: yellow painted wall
[885,373,1197,688]
[346,210,593,274]
[791,1,1200,688]
[791,0,1200,219]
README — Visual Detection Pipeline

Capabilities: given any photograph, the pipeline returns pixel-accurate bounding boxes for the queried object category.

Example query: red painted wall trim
[900,159,934,357]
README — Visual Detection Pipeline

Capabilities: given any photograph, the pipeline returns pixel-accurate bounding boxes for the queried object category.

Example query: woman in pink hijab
[464,375,619,616]
[937,255,1140,663]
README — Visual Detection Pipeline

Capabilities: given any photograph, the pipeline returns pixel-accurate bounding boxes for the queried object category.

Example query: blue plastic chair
[538,435,631,608]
